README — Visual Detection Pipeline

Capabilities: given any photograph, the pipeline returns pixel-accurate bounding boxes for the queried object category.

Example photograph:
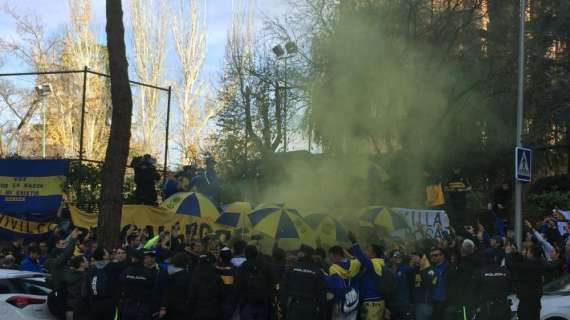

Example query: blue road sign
[515,147,532,183]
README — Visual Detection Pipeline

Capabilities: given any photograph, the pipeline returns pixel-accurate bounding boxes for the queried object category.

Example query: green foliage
[65,161,102,205]
[528,191,570,215]
[65,161,137,206]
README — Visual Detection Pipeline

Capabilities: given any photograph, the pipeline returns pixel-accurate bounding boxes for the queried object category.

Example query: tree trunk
[98,0,133,250]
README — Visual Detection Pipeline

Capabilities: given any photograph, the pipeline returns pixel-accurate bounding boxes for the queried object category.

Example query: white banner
[393,208,450,238]
[556,210,570,235]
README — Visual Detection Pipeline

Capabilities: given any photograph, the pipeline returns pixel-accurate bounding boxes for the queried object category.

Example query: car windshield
[544,274,570,294]
[0,277,49,296]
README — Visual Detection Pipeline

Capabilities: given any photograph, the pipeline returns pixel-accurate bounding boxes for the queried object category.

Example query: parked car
[0,269,55,320]
[510,274,570,320]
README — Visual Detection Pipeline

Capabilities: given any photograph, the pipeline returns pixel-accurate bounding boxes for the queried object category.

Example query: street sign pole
[515,0,526,250]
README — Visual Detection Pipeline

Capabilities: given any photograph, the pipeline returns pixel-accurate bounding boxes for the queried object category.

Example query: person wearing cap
[346,231,383,320]
[118,249,168,319]
[387,250,413,320]
[188,254,224,319]
[280,245,326,320]
[216,246,238,319]
[236,245,276,320]
[472,249,512,320]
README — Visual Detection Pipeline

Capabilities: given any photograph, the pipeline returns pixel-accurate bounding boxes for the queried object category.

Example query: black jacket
[409,265,435,304]
[236,258,276,306]
[507,253,561,298]
[188,263,224,319]
[166,267,192,320]
[46,238,77,290]
[62,269,85,311]
[119,263,168,317]
[473,264,511,304]
[445,254,482,306]
[280,257,326,317]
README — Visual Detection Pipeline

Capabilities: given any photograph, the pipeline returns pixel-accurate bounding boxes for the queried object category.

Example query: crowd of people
[0,209,569,320]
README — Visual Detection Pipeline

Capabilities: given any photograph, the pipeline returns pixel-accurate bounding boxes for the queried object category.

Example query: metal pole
[283,58,288,152]
[163,86,172,177]
[515,0,526,249]
[42,100,46,158]
[79,66,88,162]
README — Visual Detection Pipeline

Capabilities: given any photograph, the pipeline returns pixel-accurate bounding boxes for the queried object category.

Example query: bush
[528,191,570,216]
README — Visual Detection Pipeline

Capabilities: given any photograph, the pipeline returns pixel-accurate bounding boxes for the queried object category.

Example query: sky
[0,0,290,80]
[0,0,307,164]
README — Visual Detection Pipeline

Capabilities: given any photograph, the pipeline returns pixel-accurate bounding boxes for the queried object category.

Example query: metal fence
[0,66,172,170]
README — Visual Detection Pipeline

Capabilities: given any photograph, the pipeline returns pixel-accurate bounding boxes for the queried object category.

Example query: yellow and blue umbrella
[160,192,220,221]
[358,206,410,231]
[304,213,348,244]
[248,205,314,245]
[215,202,254,228]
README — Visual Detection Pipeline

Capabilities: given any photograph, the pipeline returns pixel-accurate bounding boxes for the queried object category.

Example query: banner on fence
[392,207,450,238]
[0,160,68,216]
[0,160,68,240]
[70,205,232,241]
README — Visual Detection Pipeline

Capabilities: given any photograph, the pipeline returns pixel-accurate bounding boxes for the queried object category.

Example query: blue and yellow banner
[0,160,68,240]
[0,160,68,216]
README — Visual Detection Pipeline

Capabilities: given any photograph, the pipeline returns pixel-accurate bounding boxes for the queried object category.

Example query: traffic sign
[515,147,532,183]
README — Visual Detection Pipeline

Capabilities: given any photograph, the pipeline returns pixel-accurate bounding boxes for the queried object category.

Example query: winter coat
[188,263,224,319]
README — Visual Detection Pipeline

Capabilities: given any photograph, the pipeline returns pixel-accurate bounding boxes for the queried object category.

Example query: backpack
[86,267,109,300]
[378,267,396,301]
[341,278,359,314]
[244,265,270,304]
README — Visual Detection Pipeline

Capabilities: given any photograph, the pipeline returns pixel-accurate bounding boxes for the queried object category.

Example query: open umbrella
[160,192,220,221]
[304,213,349,244]
[248,204,315,245]
[215,202,254,228]
[358,206,410,231]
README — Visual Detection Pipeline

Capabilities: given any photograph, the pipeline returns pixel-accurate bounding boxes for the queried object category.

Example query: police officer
[473,249,511,320]
[118,250,168,320]
[280,245,326,320]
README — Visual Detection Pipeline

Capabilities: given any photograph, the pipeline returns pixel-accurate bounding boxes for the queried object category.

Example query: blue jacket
[20,257,42,273]
[325,259,361,302]
[351,244,384,301]
[392,264,411,307]
[433,260,449,302]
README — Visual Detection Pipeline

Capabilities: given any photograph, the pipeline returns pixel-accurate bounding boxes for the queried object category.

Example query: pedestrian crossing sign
[515,147,532,183]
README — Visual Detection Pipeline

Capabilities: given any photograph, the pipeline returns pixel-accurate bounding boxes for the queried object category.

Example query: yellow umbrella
[248,204,315,246]
[160,192,220,222]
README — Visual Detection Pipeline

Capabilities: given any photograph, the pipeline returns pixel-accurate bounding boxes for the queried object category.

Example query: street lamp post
[35,83,53,158]
[272,41,298,152]
[515,0,526,249]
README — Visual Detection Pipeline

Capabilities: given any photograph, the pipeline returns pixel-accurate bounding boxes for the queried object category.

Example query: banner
[393,208,450,238]
[70,205,233,241]
[0,160,68,240]
[0,160,68,216]
[0,214,57,235]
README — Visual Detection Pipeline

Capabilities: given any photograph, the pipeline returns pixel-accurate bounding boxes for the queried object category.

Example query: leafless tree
[128,0,168,157]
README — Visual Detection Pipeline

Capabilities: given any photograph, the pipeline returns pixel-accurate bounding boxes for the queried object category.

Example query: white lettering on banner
[392,208,450,238]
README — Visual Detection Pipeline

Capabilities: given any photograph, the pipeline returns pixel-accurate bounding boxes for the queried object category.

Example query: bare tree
[57,0,110,159]
[170,0,208,163]
[99,0,134,250]
[128,0,167,157]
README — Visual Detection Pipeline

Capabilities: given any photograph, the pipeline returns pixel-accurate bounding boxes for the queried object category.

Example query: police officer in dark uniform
[280,245,326,320]
[473,249,511,320]
[118,250,168,320]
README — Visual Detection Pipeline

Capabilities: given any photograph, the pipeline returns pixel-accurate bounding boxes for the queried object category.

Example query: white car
[510,274,570,320]
[0,269,56,320]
